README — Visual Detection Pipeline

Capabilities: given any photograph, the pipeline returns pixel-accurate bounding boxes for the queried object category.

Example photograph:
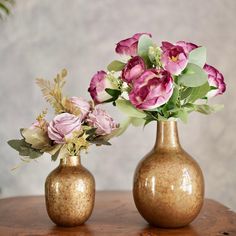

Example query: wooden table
[0,191,236,236]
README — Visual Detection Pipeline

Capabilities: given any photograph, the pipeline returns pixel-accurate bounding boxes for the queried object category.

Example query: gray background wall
[0,0,235,210]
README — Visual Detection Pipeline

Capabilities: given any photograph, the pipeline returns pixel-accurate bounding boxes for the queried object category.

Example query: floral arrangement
[8,69,119,162]
[88,33,226,125]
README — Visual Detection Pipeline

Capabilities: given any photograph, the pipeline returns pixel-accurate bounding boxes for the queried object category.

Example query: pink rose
[115,33,152,56]
[204,64,226,98]
[176,41,198,54]
[48,113,82,144]
[121,56,146,83]
[88,70,117,104]
[129,69,174,110]
[69,96,91,120]
[161,41,188,75]
[87,107,118,135]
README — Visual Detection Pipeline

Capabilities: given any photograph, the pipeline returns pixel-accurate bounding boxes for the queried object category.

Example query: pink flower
[48,113,82,144]
[176,41,198,54]
[88,70,117,104]
[204,64,226,98]
[69,97,91,120]
[115,33,152,56]
[87,107,118,135]
[129,69,174,110]
[161,41,188,75]
[121,56,146,83]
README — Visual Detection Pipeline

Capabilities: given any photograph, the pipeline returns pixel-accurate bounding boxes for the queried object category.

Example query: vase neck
[60,155,81,167]
[154,121,181,150]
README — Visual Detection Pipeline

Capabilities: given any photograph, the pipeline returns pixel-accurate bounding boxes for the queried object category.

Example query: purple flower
[115,33,152,56]
[204,64,226,98]
[121,56,146,83]
[176,41,198,54]
[88,70,117,104]
[69,97,91,120]
[129,69,174,110]
[48,113,82,144]
[161,41,188,75]
[87,107,118,136]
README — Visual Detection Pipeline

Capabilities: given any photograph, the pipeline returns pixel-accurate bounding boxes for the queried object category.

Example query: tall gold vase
[133,121,204,228]
[45,155,95,227]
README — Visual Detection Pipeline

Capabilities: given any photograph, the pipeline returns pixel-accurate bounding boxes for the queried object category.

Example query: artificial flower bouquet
[88,33,226,125]
[8,69,119,162]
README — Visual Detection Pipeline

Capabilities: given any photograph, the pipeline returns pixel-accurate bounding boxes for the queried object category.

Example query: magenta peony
[129,69,174,110]
[204,64,226,98]
[115,33,152,56]
[176,41,198,54]
[121,56,146,83]
[161,41,188,75]
[48,113,82,144]
[88,70,117,104]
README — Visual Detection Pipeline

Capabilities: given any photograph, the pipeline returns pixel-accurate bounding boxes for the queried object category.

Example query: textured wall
[0,0,235,210]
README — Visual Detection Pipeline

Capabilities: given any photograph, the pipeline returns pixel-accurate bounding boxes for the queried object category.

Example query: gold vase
[133,121,204,228]
[45,155,95,227]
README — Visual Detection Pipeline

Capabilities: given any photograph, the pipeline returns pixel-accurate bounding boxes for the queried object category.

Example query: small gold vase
[45,155,95,227]
[133,121,204,228]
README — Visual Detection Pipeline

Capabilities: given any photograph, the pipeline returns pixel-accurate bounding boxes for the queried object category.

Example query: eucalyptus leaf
[138,35,153,66]
[187,82,210,103]
[179,63,208,87]
[107,60,126,72]
[194,104,224,115]
[180,88,193,100]
[188,47,206,68]
[177,109,188,123]
[130,117,145,127]
[116,99,146,118]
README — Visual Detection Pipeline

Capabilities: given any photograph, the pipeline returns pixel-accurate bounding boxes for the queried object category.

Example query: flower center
[170,56,178,62]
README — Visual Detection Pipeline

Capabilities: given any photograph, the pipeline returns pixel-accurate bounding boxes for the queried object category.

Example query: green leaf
[130,117,145,127]
[138,35,154,66]
[8,139,43,159]
[187,82,210,103]
[51,147,61,161]
[8,139,25,151]
[188,47,206,68]
[105,88,121,101]
[89,139,111,146]
[194,104,224,115]
[116,99,146,118]
[107,60,126,72]
[180,88,192,100]
[177,109,188,123]
[179,63,208,87]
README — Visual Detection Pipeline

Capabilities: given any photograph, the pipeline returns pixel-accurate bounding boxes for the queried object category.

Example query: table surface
[0,191,236,236]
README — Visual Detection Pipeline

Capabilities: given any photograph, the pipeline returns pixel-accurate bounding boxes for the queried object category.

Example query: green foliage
[107,60,126,72]
[187,82,210,102]
[0,0,14,19]
[138,35,154,66]
[188,47,206,68]
[8,139,43,159]
[194,104,224,115]
[105,88,121,102]
[179,63,208,87]
[116,99,146,118]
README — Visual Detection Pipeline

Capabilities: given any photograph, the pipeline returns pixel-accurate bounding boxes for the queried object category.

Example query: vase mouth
[60,155,81,166]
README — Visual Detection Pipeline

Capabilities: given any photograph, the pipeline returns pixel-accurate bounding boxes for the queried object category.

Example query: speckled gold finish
[133,121,204,228]
[45,155,95,227]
